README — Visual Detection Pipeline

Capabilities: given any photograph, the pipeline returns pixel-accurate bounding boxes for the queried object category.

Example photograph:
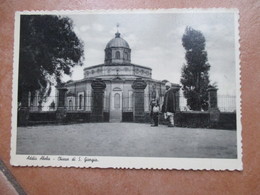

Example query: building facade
[57,31,180,122]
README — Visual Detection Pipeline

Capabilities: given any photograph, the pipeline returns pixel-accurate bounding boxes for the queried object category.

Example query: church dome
[106,32,130,49]
[104,31,131,65]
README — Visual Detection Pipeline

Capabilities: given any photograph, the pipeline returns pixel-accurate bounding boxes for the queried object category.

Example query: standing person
[162,82,177,127]
[150,98,160,127]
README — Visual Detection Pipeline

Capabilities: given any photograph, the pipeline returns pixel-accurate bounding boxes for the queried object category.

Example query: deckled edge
[235,9,243,170]
[13,8,239,15]
[10,11,20,168]
[10,8,242,171]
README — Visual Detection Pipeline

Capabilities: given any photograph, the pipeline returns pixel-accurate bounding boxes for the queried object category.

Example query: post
[56,87,68,122]
[207,87,220,124]
[91,78,106,122]
[132,78,147,122]
[18,91,30,126]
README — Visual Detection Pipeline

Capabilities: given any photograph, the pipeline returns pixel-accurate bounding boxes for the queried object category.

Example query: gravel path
[16,123,237,158]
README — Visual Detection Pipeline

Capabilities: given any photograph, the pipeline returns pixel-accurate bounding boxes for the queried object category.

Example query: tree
[180,26,211,111]
[18,15,84,104]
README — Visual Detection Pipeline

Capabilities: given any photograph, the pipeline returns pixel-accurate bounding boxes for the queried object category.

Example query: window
[77,92,84,110]
[69,100,73,110]
[115,51,120,59]
[67,97,75,111]
[124,52,128,60]
[79,94,83,109]
[106,50,111,59]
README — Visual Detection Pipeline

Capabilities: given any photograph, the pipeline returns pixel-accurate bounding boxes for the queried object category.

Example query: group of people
[150,82,177,127]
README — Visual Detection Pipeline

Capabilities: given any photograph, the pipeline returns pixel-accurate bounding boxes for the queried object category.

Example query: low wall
[25,111,236,130]
[145,111,236,130]
[174,112,210,128]
[122,112,133,122]
[103,112,110,122]
[65,112,91,123]
[174,112,236,130]
[218,112,237,130]
[29,111,56,122]
[66,112,109,123]
[26,111,109,125]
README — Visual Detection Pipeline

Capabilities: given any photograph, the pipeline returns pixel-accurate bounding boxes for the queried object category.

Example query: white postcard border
[11,8,242,170]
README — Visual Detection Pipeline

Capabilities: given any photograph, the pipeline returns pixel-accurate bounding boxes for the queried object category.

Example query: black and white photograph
[11,9,242,170]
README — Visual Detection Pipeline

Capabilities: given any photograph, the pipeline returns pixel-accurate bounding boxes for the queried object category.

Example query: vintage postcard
[11,9,242,170]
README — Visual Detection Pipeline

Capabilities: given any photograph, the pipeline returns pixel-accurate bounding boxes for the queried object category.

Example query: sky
[63,11,238,96]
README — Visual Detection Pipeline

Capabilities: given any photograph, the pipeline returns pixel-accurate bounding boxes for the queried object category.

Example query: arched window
[79,94,83,109]
[124,52,128,60]
[114,93,120,109]
[106,50,111,59]
[115,51,120,59]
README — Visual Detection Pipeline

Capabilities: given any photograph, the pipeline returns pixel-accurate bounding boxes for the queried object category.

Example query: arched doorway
[110,87,122,122]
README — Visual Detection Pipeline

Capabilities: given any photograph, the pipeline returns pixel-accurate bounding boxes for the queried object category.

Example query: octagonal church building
[56,31,180,122]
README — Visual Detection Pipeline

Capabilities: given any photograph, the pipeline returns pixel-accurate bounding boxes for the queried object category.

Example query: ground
[16,123,237,158]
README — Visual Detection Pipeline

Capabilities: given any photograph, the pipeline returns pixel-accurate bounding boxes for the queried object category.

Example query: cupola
[104,31,131,65]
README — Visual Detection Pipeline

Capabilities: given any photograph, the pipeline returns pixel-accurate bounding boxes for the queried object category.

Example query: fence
[19,91,237,129]
[179,94,236,112]
[218,95,236,112]
[103,94,110,112]
[122,96,133,112]
[25,94,131,113]
[23,93,237,113]
[25,95,95,112]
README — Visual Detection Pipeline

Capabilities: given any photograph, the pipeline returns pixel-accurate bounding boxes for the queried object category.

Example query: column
[132,78,147,122]
[56,87,68,122]
[91,78,106,122]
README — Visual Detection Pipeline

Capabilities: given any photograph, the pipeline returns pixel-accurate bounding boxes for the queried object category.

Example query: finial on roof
[117,23,119,32]
[115,23,120,38]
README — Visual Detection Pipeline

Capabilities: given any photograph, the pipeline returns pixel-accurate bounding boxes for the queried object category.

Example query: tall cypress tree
[180,26,211,111]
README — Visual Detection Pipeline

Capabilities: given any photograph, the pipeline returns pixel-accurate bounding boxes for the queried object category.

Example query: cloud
[167,26,186,40]
[79,25,90,32]
[109,26,120,35]
[92,23,104,32]
[83,48,104,66]
[71,66,84,80]
[132,45,185,83]
[124,33,138,48]
[66,12,237,96]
